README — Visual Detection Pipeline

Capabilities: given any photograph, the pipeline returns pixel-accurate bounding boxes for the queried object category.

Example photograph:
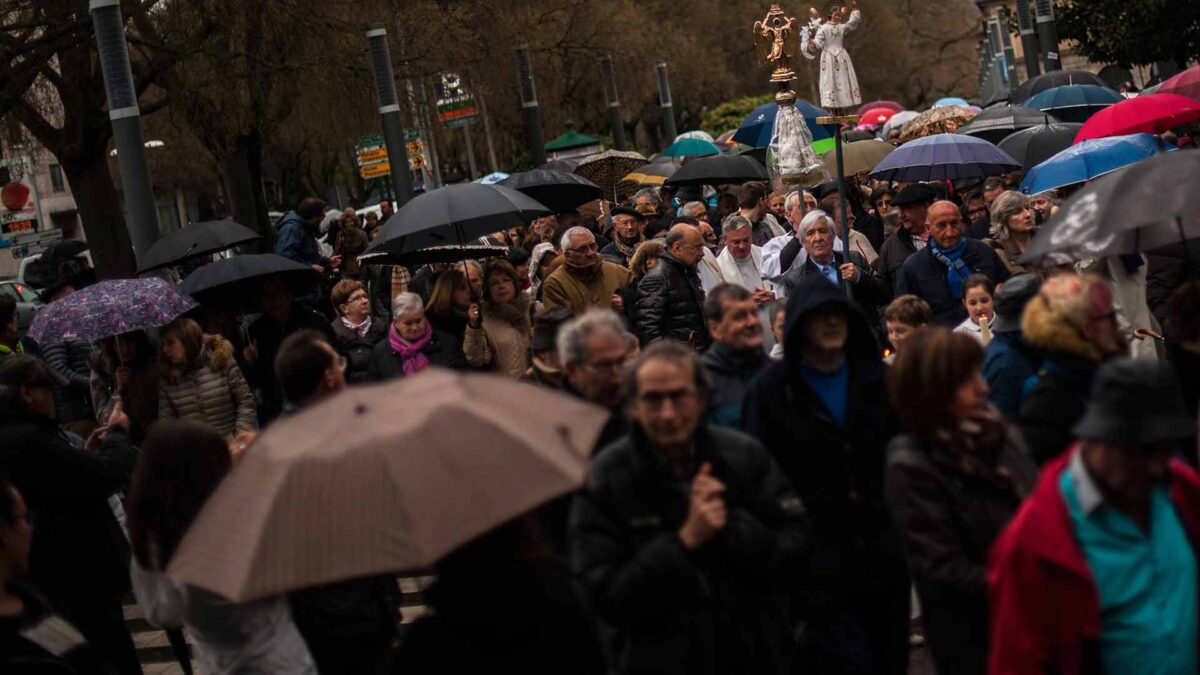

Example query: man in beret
[876,182,937,293]
[601,206,646,268]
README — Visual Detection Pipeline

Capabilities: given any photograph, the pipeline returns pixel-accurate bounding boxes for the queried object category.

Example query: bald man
[635,224,711,350]
[895,200,1010,325]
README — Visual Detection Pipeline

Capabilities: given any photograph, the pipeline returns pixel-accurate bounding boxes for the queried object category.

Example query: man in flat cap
[876,183,937,293]
[601,206,646,268]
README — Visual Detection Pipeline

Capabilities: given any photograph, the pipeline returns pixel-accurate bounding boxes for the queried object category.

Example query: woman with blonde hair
[158,317,257,438]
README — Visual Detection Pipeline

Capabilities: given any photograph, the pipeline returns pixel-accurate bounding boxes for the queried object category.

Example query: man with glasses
[635,224,711,351]
[570,341,808,675]
[601,206,646,268]
[542,227,633,317]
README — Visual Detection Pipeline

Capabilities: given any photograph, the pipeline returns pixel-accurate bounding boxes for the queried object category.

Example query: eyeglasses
[637,388,697,409]
[583,358,625,374]
[571,243,598,253]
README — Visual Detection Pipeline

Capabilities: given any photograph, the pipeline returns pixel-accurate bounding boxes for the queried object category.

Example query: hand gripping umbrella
[136,219,262,274]
[29,277,196,344]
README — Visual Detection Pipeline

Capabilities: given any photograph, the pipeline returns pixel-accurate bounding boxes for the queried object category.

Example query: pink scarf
[388,321,433,375]
[341,315,373,339]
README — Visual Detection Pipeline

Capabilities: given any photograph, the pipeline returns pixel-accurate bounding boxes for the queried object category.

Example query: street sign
[360,162,391,179]
[435,72,480,128]
[0,156,41,234]
[357,147,389,165]
[409,155,425,170]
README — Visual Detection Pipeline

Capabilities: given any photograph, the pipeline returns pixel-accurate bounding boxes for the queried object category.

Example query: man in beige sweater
[542,226,633,317]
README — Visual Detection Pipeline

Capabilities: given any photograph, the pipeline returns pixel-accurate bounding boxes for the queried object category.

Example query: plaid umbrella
[897,106,978,143]
[573,150,648,202]
[29,277,196,344]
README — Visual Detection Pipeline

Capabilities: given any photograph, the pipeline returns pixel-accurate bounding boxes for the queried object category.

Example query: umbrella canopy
[29,277,196,344]
[858,107,897,127]
[882,110,920,138]
[731,101,834,154]
[664,154,769,187]
[1075,93,1200,143]
[167,370,608,602]
[1012,69,1108,105]
[137,220,261,274]
[821,139,894,177]
[1020,150,1200,264]
[475,171,510,185]
[956,104,1056,144]
[934,96,970,108]
[869,133,1020,182]
[997,121,1085,174]
[729,144,768,165]
[1019,133,1172,196]
[897,106,978,143]
[674,130,715,143]
[661,138,722,158]
[621,159,677,186]
[358,244,507,269]
[1157,65,1200,102]
[178,254,320,303]
[498,170,602,213]
[365,184,550,260]
[537,158,582,172]
[573,150,649,202]
[857,100,905,115]
[1024,84,1124,124]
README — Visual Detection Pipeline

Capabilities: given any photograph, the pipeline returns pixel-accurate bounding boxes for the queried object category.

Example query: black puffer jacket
[570,424,809,675]
[634,252,708,350]
[41,339,94,423]
[329,317,388,384]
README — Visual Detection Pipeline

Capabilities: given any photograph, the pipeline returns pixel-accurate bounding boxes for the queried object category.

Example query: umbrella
[621,159,677,186]
[573,150,649,202]
[857,100,905,116]
[475,172,510,185]
[897,106,978,143]
[881,110,920,138]
[956,104,1055,144]
[498,170,602,213]
[997,121,1085,174]
[858,107,898,127]
[1157,65,1200,102]
[664,154,769,187]
[661,138,722,158]
[365,183,550,260]
[358,244,508,268]
[934,96,970,108]
[178,254,320,302]
[537,158,582,172]
[166,370,608,602]
[869,133,1020,182]
[1075,93,1200,143]
[29,277,196,344]
[821,139,895,177]
[1019,133,1172,196]
[731,101,835,154]
[674,130,715,143]
[1024,84,1124,124]
[137,219,261,274]
[1019,150,1200,264]
[1012,69,1108,105]
[729,144,768,165]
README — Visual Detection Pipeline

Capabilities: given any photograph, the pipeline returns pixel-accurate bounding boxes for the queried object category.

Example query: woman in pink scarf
[365,291,466,381]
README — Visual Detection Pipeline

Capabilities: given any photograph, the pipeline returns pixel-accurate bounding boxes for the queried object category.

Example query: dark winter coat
[884,426,1038,675]
[363,327,467,382]
[895,241,1010,326]
[779,250,891,331]
[600,240,638,268]
[1146,239,1200,331]
[875,226,918,294]
[330,317,388,384]
[983,331,1041,420]
[41,339,94,423]
[274,211,327,268]
[570,424,809,675]
[245,306,334,423]
[90,348,160,445]
[635,252,708,350]
[857,214,885,253]
[1019,355,1097,465]
[700,342,766,430]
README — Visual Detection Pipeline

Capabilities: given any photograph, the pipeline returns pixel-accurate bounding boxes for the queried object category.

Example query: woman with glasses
[328,280,387,384]
[158,318,258,441]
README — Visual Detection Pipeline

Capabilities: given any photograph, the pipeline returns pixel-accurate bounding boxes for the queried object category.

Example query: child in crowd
[954,274,996,345]
[883,295,932,364]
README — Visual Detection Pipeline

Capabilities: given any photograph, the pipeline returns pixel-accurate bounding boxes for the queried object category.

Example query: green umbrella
[661,138,722,158]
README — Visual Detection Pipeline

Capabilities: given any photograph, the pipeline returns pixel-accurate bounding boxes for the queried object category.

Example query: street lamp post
[1033,0,1062,72]
[1014,0,1042,80]
[656,62,678,150]
[366,25,413,207]
[515,44,546,168]
[599,54,627,151]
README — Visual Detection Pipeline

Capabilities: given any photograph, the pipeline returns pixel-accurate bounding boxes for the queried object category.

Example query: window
[49,164,65,192]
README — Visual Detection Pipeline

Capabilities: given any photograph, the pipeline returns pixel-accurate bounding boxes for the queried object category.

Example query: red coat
[987,447,1200,674]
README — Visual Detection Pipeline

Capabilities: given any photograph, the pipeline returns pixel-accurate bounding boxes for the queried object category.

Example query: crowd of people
[2,148,1200,675]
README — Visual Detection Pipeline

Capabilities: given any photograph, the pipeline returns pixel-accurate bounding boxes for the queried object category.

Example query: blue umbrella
[1020,133,1173,195]
[1023,84,1124,124]
[934,96,970,108]
[731,101,833,151]
[661,138,722,158]
[475,172,510,185]
[868,134,1020,181]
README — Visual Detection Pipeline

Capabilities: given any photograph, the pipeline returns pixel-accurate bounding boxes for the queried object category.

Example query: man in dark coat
[0,356,141,675]
[742,273,910,675]
[571,341,809,675]
[896,201,1010,326]
[635,224,709,350]
[875,182,936,293]
[600,206,646,268]
[274,197,340,273]
[700,284,767,429]
[983,273,1042,418]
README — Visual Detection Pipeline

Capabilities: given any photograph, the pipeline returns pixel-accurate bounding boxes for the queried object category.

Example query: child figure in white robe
[802,2,863,113]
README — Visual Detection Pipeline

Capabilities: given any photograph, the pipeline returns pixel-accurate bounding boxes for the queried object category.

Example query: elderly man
[714,215,774,305]
[636,224,710,350]
[762,190,811,278]
[990,359,1200,675]
[681,200,709,223]
[778,210,891,325]
[1030,189,1058,223]
[571,341,808,675]
[601,206,645,267]
[896,200,1010,326]
[542,226,633,317]
[876,182,937,293]
[701,284,768,428]
[737,181,787,246]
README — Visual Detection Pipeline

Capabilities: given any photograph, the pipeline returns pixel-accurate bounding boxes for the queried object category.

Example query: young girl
[954,274,996,345]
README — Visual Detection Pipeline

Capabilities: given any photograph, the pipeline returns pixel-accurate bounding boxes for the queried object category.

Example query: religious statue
[754,5,798,83]
[801,1,863,114]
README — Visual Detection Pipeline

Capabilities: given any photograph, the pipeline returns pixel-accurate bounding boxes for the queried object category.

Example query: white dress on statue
[803,10,862,110]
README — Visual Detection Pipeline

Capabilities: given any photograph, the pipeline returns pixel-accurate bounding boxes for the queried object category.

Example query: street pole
[655,61,678,149]
[987,18,1010,98]
[463,125,479,180]
[599,53,627,151]
[419,80,443,188]
[89,0,160,263]
[365,25,413,207]
[1014,0,1041,80]
[1033,0,1061,72]
[515,43,546,168]
[478,93,500,173]
[997,9,1020,92]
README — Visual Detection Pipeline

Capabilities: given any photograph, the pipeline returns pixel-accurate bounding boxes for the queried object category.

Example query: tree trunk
[220,130,272,251]
[62,155,137,279]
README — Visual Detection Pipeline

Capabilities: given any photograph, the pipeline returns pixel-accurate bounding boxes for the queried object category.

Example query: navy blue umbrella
[731,101,833,151]
[868,134,1020,182]
[1024,84,1124,124]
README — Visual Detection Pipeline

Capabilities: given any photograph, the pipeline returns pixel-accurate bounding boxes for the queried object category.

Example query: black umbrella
[996,122,1084,174]
[178,254,319,303]
[1011,69,1107,106]
[956,105,1056,144]
[1020,151,1200,264]
[364,183,550,259]
[138,220,262,273]
[664,154,769,187]
[537,158,582,172]
[498,170,602,213]
[358,244,508,268]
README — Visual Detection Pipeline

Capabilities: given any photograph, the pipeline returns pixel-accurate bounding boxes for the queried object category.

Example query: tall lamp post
[515,43,546,168]
[656,62,678,149]
[599,53,627,151]
[366,24,413,207]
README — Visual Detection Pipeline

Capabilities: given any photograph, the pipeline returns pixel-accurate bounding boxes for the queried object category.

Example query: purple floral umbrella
[29,277,196,344]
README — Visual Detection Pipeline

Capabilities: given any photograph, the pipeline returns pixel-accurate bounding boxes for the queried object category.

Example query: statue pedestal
[815,115,861,126]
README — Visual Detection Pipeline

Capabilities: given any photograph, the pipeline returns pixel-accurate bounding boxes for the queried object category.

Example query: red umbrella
[1158,65,1200,102]
[859,107,897,127]
[857,100,905,116]
[1075,94,1200,143]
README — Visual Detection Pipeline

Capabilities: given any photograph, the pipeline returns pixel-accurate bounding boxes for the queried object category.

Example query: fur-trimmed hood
[1021,293,1102,363]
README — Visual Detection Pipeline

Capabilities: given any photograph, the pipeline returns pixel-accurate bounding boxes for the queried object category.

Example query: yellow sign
[357,147,388,165]
[409,155,425,169]
[360,162,391,179]
[407,140,423,156]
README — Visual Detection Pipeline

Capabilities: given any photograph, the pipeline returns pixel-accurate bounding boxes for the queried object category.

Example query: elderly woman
[365,292,465,381]
[158,318,257,439]
[884,327,1038,675]
[329,279,387,383]
[986,190,1038,275]
[465,260,533,377]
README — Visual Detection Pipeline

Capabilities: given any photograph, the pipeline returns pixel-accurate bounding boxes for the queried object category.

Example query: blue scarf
[930,240,971,299]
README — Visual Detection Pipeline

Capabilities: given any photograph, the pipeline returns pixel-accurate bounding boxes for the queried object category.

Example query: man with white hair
[714,214,779,353]
[682,201,709,223]
[763,190,866,278]
[541,226,633,317]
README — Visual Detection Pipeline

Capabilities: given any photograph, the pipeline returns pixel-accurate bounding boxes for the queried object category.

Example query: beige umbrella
[167,370,608,602]
[574,149,648,202]
[820,139,895,177]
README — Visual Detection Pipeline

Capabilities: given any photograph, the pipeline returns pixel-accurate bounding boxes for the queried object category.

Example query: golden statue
[754,5,797,83]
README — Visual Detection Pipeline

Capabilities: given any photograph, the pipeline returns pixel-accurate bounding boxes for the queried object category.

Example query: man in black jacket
[876,182,936,293]
[571,342,808,675]
[635,224,709,350]
[0,356,141,675]
[700,284,767,429]
[742,274,910,675]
